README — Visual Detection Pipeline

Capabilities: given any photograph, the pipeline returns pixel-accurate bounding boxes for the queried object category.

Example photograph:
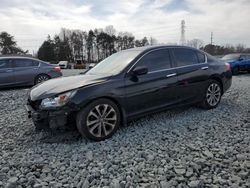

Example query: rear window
[173,48,199,67]
[0,59,11,69]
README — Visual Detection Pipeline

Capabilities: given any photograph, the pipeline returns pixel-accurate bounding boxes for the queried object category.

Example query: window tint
[196,51,206,63]
[0,59,11,69]
[136,49,171,72]
[13,59,38,68]
[173,48,198,67]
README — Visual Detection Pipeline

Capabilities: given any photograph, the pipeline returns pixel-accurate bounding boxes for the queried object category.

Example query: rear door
[124,48,179,117]
[0,59,15,87]
[171,48,210,103]
[12,59,39,85]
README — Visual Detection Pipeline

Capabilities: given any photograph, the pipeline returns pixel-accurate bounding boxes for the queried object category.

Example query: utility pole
[210,32,213,45]
[180,20,186,46]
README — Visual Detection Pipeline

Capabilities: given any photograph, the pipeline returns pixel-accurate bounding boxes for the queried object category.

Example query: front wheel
[200,80,222,109]
[76,99,121,141]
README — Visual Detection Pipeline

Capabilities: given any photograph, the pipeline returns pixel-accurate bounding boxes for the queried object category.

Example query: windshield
[86,50,141,75]
[221,54,240,61]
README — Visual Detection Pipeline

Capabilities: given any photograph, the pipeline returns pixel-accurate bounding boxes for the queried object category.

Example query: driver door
[124,49,179,117]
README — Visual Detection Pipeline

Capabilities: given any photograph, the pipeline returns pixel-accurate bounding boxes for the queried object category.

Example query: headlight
[40,90,77,109]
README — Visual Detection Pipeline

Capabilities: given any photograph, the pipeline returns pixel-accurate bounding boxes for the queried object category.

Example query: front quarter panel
[70,78,126,110]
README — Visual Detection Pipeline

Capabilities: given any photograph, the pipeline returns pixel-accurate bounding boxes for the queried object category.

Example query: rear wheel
[35,74,50,85]
[200,80,222,109]
[76,99,121,141]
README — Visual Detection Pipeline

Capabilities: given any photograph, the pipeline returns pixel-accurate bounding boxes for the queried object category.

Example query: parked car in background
[73,61,85,69]
[88,63,96,69]
[221,53,250,74]
[0,56,62,88]
[58,61,71,69]
[26,46,232,141]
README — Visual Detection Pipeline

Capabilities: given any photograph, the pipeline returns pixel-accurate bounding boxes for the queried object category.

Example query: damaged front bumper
[25,103,77,129]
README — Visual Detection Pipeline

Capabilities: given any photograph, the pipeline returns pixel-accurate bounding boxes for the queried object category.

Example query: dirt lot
[0,72,249,188]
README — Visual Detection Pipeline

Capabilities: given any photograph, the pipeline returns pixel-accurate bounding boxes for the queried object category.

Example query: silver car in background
[0,56,62,88]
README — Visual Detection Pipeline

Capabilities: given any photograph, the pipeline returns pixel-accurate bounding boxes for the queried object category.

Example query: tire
[35,74,50,85]
[76,98,121,141]
[200,80,222,109]
[232,66,239,75]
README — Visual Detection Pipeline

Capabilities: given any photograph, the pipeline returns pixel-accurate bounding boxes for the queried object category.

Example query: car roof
[0,55,47,62]
[124,45,201,53]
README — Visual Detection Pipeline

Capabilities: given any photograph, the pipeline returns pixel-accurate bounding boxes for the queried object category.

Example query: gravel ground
[0,73,249,188]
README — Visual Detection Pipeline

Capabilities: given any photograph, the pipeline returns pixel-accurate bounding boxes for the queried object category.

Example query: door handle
[5,69,13,73]
[201,66,209,70]
[166,73,177,78]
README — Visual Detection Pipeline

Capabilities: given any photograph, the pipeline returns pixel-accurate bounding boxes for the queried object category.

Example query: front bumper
[25,103,76,129]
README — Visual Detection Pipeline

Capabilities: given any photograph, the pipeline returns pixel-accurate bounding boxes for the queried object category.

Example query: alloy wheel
[36,75,49,84]
[86,104,117,138]
[206,83,221,106]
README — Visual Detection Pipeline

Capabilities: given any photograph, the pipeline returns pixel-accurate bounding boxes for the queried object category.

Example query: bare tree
[235,44,245,53]
[149,37,158,46]
[187,39,204,49]
[105,25,116,36]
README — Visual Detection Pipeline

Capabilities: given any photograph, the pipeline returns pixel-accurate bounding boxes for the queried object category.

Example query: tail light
[224,63,231,72]
[54,66,61,72]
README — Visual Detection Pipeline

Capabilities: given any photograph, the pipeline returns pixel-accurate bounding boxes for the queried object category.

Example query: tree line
[1,30,250,62]
[37,26,153,63]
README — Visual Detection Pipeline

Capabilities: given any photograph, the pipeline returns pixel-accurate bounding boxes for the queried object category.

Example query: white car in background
[89,63,96,69]
[58,61,70,69]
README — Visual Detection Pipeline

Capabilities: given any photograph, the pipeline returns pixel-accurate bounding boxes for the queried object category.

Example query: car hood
[30,74,110,101]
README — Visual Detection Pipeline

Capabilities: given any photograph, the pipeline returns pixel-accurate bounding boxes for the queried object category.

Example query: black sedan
[26,46,232,141]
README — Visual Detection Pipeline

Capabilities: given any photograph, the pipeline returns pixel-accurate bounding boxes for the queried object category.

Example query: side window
[13,59,37,68]
[0,59,11,69]
[196,51,206,63]
[136,49,171,72]
[173,48,199,67]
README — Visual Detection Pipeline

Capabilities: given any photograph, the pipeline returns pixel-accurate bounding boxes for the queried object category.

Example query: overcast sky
[1,0,250,53]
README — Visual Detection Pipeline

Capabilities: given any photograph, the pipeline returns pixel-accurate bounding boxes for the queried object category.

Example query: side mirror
[132,66,148,76]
